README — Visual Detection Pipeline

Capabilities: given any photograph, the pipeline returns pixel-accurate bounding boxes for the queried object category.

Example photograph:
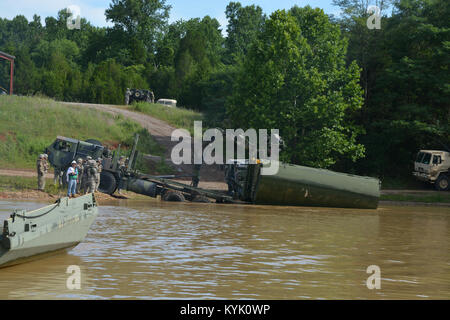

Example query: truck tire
[99,171,117,194]
[162,190,185,202]
[435,174,449,191]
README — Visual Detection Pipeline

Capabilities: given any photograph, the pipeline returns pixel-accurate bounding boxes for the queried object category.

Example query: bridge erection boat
[0,193,98,268]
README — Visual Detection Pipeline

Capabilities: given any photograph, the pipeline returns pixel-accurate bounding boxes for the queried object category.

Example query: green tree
[227,8,365,168]
[225,2,265,63]
[105,0,171,53]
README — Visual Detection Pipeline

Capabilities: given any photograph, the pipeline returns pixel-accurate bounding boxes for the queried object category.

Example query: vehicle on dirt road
[413,150,450,191]
[156,99,177,107]
[125,88,155,105]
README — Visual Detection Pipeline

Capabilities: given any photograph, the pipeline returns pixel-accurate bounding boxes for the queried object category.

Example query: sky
[0,0,340,31]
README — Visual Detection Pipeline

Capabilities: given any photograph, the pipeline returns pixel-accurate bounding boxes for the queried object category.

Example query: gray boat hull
[0,194,98,268]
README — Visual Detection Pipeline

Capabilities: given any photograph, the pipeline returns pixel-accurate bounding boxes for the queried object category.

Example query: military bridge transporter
[45,135,380,209]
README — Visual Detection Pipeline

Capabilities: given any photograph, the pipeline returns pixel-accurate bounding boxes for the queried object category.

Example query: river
[0,199,449,299]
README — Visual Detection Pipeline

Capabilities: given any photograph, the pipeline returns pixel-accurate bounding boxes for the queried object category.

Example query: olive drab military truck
[125,88,155,105]
[45,134,172,198]
[45,137,107,187]
[413,150,450,191]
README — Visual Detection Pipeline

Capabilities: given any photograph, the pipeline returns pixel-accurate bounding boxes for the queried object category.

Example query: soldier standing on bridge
[36,154,48,191]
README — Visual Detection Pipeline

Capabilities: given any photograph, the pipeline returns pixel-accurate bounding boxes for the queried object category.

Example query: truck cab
[413,150,450,191]
[45,136,105,169]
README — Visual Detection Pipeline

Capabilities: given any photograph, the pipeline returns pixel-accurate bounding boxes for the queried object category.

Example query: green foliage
[227,7,365,168]
[225,2,266,63]
[333,0,450,177]
[105,0,171,52]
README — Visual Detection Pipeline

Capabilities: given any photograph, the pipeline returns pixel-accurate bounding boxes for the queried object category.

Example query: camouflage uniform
[191,164,201,188]
[53,167,62,187]
[117,156,126,194]
[36,154,47,191]
[82,156,92,194]
[125,88,131,105]
[95,158,102,192]
[86,160,98,193]
[76,158,84,194]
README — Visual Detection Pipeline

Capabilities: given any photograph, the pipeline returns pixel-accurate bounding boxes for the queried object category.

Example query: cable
[14,199,61,219]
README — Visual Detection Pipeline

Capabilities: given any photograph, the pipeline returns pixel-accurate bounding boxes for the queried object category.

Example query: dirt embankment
[0,189,144,203]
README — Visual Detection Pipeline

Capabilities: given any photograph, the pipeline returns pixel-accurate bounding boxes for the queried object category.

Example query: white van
[156,99,177,107]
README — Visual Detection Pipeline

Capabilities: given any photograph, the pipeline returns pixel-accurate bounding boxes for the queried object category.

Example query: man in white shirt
[66,161,78,198]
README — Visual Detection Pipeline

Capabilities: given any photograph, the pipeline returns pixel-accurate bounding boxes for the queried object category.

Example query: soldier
[125,88,131,105]
[37,154,47,191]
[117,156,126,195]
[191,164,201,188]
[95,158,102,192]
[225,162,237,196]
[53,167,62,187]
[86,160,98,194]
[82,156,92,194]
[76,158,84,194]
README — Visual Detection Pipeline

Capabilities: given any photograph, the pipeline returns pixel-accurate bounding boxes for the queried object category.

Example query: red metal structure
[0,51,15,95]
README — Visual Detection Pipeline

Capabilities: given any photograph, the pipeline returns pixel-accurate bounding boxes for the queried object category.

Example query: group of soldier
[73,157,103,194]
[36,154,103,195]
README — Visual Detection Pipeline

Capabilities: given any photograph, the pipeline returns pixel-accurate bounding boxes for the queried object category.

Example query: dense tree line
[0,0,448,178]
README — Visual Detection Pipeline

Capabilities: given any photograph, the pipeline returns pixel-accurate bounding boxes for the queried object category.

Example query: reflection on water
[0,199,449,299]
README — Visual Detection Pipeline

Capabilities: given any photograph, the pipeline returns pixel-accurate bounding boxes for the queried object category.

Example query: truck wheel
[162,190,185,202]
[435,174,449,191]
[99,171,117,194]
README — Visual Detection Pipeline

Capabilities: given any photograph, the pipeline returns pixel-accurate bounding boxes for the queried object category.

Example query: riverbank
[0,175,150,203]
[380,190,450,206]
[1,174,448,207]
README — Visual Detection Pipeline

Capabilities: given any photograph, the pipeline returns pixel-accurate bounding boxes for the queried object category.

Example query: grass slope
[0,95,164,170]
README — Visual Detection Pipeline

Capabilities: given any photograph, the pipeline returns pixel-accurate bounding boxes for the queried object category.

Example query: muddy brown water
[0,199,449,299]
